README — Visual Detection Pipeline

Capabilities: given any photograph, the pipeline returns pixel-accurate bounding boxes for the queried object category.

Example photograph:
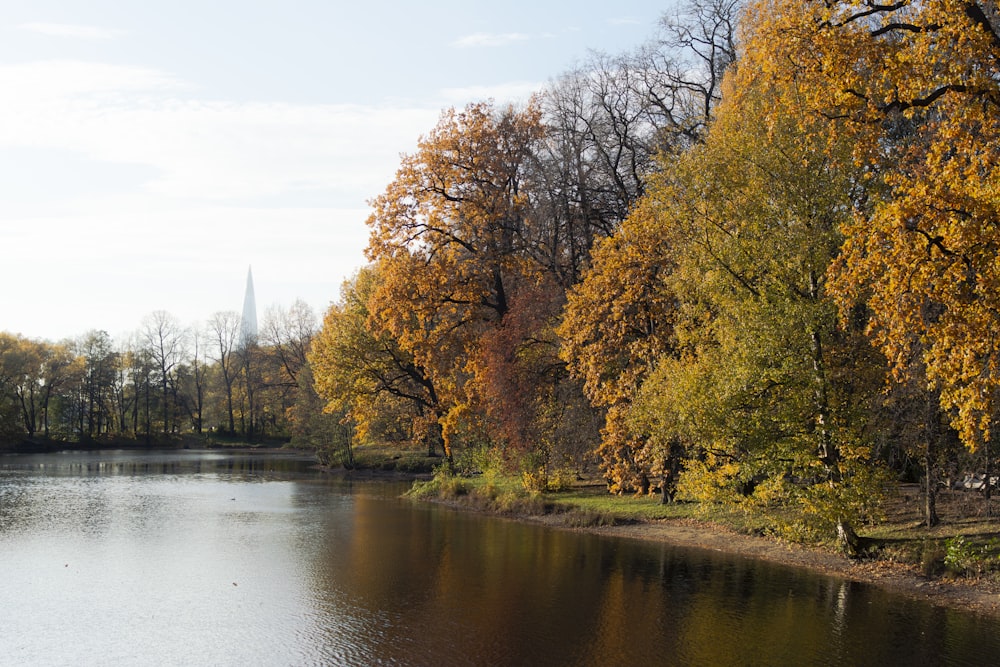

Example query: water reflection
[1,450,998,666]
[306,494,1000,667]
[0,449,312,478]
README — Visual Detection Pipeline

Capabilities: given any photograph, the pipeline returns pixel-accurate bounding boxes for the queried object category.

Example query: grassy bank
[407,468,790,535]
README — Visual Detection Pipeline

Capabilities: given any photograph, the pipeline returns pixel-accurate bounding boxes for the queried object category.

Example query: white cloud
[0,205,371,340]
[439,82,541,105]
[0,60,186,102]
[87,100,439,201]
[453,32,532,48]
[19,22,124,40]
[0,60,439,203]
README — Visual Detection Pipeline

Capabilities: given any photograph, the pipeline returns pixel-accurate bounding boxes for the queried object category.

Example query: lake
[1,449,997,666]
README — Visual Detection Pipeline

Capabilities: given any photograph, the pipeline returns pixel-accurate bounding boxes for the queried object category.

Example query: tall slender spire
[240,266,258,348]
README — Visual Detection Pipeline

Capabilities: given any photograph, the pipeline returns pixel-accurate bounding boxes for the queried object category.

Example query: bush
[521,468,547,494]
[408,465,470,499]
[546,467,576,492]
[943,536,1000,578]
[564,509,621,528]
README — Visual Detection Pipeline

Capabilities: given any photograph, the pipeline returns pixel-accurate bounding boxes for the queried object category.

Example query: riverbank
[595,517,1000,618]
[413,481,1000,619]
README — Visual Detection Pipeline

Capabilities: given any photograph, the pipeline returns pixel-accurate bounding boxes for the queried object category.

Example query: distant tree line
[310,0,1000,552]
[0,300,340,448]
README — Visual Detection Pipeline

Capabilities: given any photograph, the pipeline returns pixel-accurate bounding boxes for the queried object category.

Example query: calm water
[1,450,998,666]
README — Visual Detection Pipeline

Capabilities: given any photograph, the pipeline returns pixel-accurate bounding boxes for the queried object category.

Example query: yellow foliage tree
[309,265,442,457]
[636,60,886,548]
[562,8,892,546]
[745,0,1000,455]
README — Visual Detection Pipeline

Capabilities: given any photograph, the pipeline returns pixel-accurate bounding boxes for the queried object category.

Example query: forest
[4,0,999,553]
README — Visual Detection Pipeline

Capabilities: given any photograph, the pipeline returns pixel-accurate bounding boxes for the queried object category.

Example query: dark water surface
[1,450,997,666]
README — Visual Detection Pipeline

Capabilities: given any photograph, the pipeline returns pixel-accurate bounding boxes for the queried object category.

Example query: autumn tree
[35,341,79,439]
[0,334,21,437]
[560,4,894,546]
[472,276,602,485]
[365,101,546,459]
[0,334,81,440]
[260,300,316,390]
[626,15,893,548]
[177,326,208,434]
[257,300,317,438]
[557,200,680,494]
[285,361,343,453]
[554,1,742,494]
[106,340,133,437]
[237,340,264,441]
[3,336,44,437]
[78,330,117,437]
[311,265,442,459]
[117,335,156,440]
[742,0,1000,507]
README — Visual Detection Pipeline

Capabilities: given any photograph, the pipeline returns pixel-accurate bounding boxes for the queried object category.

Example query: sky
[1,0,671,343]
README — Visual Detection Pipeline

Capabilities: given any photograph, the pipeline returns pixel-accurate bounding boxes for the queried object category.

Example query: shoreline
[596,518,1000,618]
[424,495,1000,619]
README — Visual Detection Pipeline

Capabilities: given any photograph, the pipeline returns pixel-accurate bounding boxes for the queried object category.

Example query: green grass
[544,485,782,538]
[547,487,697,522]
[410,471,749,530]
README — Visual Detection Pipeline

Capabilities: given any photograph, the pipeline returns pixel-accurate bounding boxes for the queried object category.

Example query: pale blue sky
[1,1,672,342]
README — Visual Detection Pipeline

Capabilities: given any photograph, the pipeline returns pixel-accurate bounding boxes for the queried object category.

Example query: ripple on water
[4,451,1000,667]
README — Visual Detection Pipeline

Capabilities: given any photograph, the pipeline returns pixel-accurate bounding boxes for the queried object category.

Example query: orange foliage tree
[557,200,679,493]
[364,101,549,461]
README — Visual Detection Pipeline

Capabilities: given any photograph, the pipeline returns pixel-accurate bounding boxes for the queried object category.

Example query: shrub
[943,536,1000,578]
[564,509,620,528]
[408,465,469,499]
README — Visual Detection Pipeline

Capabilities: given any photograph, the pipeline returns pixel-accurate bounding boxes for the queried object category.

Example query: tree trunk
[837,518,862,558]
[659,444,679,504]
[225,377,235,434]
[660,468,672,505]
[924,469,939,528]
[984,440,993,518]
[923,393,940,527]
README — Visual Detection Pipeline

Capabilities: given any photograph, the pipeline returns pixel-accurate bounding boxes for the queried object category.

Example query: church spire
[240,266,258,348]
